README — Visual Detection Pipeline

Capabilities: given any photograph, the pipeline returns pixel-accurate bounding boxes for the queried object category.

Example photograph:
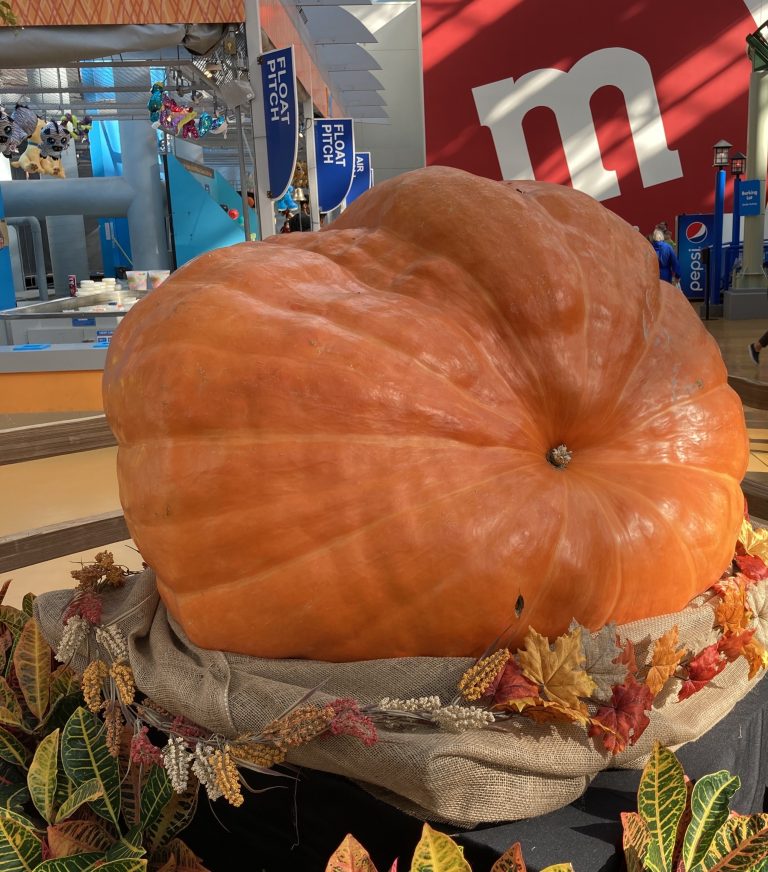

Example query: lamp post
[729,151,746,281]
[711,139,731,307]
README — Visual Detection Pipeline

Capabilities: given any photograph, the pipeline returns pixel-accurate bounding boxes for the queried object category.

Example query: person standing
[651,229,681,284]
[748,331,768,364]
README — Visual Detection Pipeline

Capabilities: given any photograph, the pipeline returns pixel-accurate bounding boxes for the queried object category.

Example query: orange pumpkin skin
[103,167,749,662]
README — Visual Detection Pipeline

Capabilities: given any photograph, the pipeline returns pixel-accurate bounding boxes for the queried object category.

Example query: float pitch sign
[260,46,298,201]
[315,119,355,213]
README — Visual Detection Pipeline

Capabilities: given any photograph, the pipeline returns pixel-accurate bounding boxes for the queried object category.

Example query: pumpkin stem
[547,444,572,469]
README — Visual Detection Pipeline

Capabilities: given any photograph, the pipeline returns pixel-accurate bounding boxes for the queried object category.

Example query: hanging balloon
[0,107,14,153]
[275,185,298,212]
[147,82,164,122]
[159,94,196,135]
[181,118,199,140]
[11,105,38,138]
[78,116,93,143]
[39,120,71,159]
[228,208,239,220]
[209,115,228,138]
[196,112,213,137]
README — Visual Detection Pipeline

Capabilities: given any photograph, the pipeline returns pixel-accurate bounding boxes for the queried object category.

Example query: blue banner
[315,118,355,213]
[260,47,299,201]
[739,179,762,217]
[677,214,714,299]
[346,152,372,205]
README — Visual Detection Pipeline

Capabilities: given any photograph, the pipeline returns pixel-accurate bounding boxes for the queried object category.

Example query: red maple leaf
[588,676,652,754]
[734,554,768,582]
[717,628,756,662]
[678,644,727,701]
[491,660,540,708]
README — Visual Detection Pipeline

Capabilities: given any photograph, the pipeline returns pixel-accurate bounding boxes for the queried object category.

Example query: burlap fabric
[34,570,766,828]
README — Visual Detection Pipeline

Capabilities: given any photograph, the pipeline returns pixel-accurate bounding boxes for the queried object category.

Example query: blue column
[0,188,15,310]
[711,169,726,306]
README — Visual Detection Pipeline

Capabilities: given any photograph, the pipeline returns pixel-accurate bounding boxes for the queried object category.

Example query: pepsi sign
[677,214,714,299]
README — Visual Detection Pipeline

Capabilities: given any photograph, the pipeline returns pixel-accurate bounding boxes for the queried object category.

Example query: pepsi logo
[686,222,708,243]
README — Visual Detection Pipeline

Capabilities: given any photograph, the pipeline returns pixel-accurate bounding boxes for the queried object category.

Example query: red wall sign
[422,0,759,234]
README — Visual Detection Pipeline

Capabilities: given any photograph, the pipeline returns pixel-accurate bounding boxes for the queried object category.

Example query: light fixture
[713,139,732,168]
[730,151,747,177]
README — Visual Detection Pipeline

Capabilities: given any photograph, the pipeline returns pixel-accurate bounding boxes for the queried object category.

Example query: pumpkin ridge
[572,465,723,606]
[294,228,553,413]
[149,459,545,594]
[600,285,665,419]
[244,293,536,435]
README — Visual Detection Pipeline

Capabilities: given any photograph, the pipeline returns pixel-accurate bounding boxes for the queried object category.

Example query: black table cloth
[184,676,768,872]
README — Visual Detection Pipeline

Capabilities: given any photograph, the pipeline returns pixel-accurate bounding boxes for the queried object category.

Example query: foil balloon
[209,115,228,138]
[11,104,38,138]
[180,118,199,140]
[159,94,196,134]
[0,107,14,152]
[196,112,213,137]
[275,185,298,212]
[147,83,164,122]
[39,120,71,159]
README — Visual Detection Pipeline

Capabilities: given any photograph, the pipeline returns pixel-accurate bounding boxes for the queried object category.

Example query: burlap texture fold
[34,570,765,827]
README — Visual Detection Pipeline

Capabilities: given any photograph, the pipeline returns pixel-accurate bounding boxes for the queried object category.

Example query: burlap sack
[34,571,765,828]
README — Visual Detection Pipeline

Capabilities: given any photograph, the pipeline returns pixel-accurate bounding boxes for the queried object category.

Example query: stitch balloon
[196,112,213,137]
[147,83,164,122]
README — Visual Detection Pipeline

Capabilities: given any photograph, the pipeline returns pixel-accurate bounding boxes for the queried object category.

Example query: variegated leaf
[410,824,471,872]
[27,728,59,824]
[682,771,740,870]
[639,742,687,872]
[325,834,378,871]
[13,618,50,721]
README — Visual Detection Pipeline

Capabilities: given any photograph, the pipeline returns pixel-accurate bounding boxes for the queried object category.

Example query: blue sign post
[260,47,299,201]
[314,119,355,213]
[677,214,714,299]
[0,187,15,310]
[346,152,373,205]
[739,179,762,217]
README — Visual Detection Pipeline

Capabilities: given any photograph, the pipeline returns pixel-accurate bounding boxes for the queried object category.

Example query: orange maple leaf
[646,625,686,696]
[742,638,768,680]
[518,627,596,714]
[715,578,751,635]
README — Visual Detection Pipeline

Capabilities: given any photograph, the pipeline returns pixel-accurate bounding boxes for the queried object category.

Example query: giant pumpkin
[103,167,749,662]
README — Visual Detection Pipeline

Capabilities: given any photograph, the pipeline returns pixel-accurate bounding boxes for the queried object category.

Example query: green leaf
[622,811,650,872]
[638,742,687,872]
[0,784,29,813]
[20,596,35,620]
[140,765,172,830]
[54,778,103,824]
[144,782,198,853]
[44,694,84,735]
[410,823,471,872]
[61,708,120,827]
[104,827,145,861]
[86,861,147,872]
[0,677,22,727]
[0,606,28,636]
[683,771,741,870]
[13,619,50,721]
[700,814,768,871]
[0,726,30,769]
[27,728,59,824]
[49,667,79,705]
[46,819,115,859]
[0,811,43,870]
[34,853,104,872]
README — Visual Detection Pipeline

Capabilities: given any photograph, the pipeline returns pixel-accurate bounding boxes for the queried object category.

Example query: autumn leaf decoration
[454,519,768,756]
